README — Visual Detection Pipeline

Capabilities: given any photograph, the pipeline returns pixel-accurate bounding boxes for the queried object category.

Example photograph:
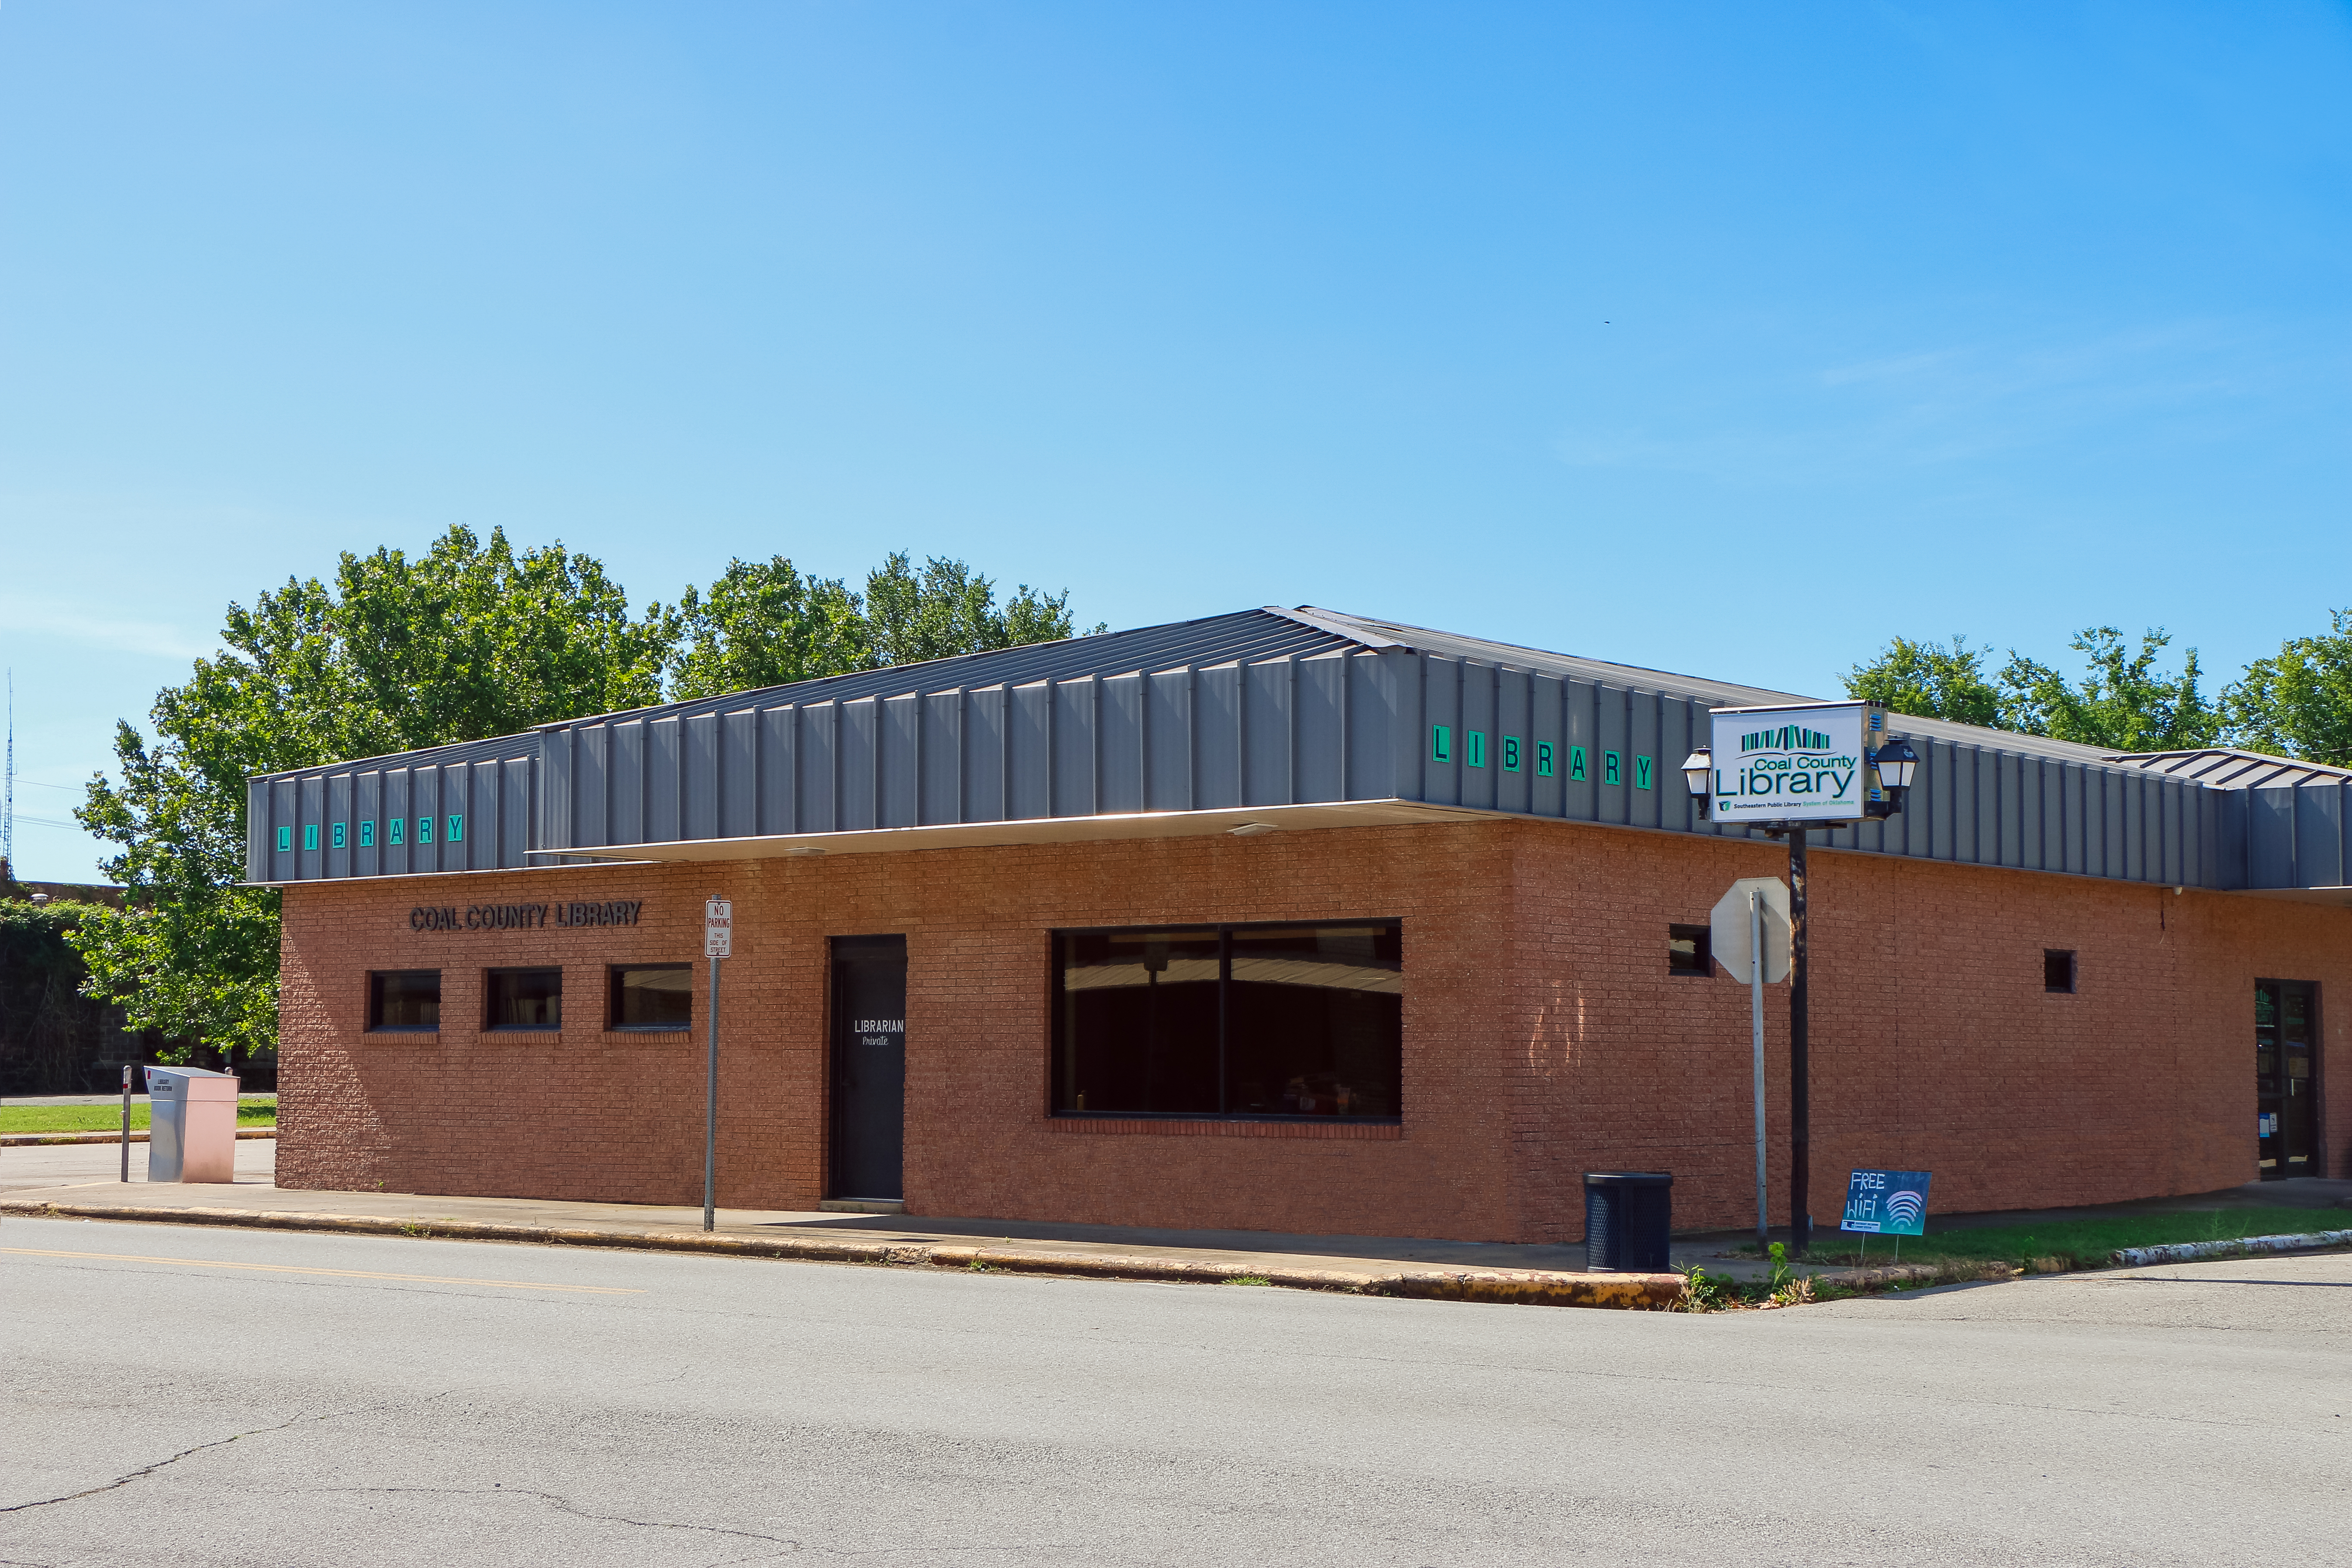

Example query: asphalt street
[3,1216,2346,1567]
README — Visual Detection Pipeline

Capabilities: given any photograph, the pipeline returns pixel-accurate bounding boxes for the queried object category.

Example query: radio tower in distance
[2,668,14,884]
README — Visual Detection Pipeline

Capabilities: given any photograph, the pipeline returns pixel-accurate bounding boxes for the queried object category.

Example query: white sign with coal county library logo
[1708,701,1871,825]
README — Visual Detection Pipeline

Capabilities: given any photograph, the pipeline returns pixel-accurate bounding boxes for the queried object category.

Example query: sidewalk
[0,1148,1684,1309]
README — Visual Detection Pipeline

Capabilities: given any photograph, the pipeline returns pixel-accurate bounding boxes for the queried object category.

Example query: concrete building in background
[245,607,2350,1240]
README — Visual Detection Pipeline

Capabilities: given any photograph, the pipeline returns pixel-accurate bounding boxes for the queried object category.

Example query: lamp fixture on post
[1867,735,1919,819]
[1681,748,1713,799]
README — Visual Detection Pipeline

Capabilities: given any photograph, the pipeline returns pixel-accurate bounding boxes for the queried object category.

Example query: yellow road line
[1,1247,642,1295]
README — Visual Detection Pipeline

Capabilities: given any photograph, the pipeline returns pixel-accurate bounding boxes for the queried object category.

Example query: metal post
[119,1065,132,1183]
[1788,827,1810,1256]
[1750,890,1767,1256]
[704,953,720,1232]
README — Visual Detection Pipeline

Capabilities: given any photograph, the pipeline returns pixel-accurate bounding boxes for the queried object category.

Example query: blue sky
[3,3,2348,880]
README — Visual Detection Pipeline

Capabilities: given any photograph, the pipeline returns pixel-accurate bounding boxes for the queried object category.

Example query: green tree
[669,556,870,700]
[72,531,1103,1060]
[2222,610,2352,766]
[1996,626,2220,753]
[861,552,1102,670]
[1843,635,2002,726]
[72,526,677,1063]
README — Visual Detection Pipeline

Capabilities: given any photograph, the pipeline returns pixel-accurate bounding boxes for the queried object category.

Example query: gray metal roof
[244,601,2348,897]
[2106,748,2352,791]
[1285,606,2131,769]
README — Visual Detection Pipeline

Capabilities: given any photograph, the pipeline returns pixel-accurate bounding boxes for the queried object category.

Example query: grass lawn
[1741,1207,2350,1271]
[0,1097,277,1135]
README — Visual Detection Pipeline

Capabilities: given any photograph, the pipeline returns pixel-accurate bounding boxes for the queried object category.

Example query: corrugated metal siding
[246,606,2344,896]
[245,733,542,884]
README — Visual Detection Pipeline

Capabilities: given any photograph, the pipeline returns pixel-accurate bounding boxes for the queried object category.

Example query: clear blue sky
[3,3,2348,880]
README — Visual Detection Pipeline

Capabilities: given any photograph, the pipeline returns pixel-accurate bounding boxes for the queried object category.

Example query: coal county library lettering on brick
[406,900,646,933]
[251,605,2352,1240]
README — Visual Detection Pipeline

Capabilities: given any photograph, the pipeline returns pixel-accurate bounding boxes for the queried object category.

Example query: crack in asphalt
[0,1388,466,1517]
[309,1485,802,1558]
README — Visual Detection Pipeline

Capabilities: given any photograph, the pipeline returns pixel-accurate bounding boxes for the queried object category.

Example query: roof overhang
[2224,885,2352,908]
[526,798,1489,864]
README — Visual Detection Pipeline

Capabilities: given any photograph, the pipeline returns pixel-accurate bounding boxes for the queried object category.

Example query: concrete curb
[1820,1260,2022,1290]
[0,1198,1684,1308]
[0,1128,277,1148]
[2112,1228,2352,1268]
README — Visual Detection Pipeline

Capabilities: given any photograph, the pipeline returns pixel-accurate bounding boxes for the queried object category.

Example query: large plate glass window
[609,964,693,1030]
[485,967,562,1030]
[1053,921,1402,1120]
[368,970,441,1031]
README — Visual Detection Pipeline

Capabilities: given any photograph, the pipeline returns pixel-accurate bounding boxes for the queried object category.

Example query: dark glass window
[2044,950,2076,993]
[368,971,441,1031]
[486,967,562,1030]
[1669,925,1711,976]
[1054,921,1402,1120]
[610,964,693,1030]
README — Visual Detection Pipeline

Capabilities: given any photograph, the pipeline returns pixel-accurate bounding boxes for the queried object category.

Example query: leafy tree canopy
[1996,627,2220,752]
[1847,625,2221,753]
[2222,609,2352,766]
[1842,635,2001,727]
[74,527,1094,1060]
[667,550,1098,700]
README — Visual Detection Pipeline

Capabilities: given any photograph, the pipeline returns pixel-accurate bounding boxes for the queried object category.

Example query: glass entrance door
[2255,980,2321,1179]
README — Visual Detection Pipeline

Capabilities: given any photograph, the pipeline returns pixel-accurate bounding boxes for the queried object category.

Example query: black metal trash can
[1583,1171,1673,1272]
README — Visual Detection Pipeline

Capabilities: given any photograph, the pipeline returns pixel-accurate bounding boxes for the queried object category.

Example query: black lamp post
[1682,734,1916,1256]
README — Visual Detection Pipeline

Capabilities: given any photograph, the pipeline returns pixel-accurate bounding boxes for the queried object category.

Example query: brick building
[251,607,2351,1240]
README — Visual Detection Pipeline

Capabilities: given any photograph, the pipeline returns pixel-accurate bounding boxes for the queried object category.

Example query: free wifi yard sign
[1842,1169,1931,1236]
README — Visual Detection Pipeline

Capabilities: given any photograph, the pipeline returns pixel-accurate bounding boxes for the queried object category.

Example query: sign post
[1706,701,1887,1256]
[703,896,732,1233]
[1709,876,1789,1257]
[120,1064,133,1183]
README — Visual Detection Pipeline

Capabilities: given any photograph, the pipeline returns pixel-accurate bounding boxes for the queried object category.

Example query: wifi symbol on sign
[1883,1190,1926,1228]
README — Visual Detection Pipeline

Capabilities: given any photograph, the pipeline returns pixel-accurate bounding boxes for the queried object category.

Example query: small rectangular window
[389,816,405,845]
[359,820,375,847]
[2045,949,2076,993]
[368,970,441,1031]
[486,967,562,1030]
[1669,924,1712,976]
[610,964,693,1030]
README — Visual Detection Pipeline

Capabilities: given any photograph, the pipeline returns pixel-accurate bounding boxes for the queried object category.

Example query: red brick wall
[276,818,2352,1240]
